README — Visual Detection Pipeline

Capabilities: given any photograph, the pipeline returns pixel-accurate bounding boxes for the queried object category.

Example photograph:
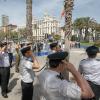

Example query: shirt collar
[23,56,33,62]
[47,69,64,80]
[23,57,29,60]
[87,58,96,60]
[47,69,60,75]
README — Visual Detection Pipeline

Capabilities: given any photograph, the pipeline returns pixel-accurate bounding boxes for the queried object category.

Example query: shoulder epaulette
[96,59,100,61]
[81,59,86,61]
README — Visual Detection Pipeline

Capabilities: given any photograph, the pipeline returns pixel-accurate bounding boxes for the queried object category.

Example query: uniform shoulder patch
[96,59,100,61]
[81,59,86,61]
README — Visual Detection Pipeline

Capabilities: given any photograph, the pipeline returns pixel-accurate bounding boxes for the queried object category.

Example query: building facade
[2,15,9,26]
[32,15,60,41]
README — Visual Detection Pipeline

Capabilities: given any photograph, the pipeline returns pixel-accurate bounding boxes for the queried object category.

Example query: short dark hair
[20,43,25,48]
[21,46,31,56]
[86,46,99,58]
[0,43,4,48]
[49,60,61,68]
[50,42,58,50]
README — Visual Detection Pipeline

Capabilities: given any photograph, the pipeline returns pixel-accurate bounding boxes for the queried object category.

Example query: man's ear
[59,62,63,67]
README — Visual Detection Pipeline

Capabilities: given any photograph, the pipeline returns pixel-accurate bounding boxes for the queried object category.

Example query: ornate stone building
[32,15,60,41]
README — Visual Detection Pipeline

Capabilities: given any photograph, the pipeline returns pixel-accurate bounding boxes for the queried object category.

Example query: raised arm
[32,56,40,69]
[62,60,94,99]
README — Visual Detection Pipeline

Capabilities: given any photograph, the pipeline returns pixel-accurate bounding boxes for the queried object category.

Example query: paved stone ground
[0,48,100,100]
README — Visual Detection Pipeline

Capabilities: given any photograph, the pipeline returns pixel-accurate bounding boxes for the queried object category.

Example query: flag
[61,9,65,19]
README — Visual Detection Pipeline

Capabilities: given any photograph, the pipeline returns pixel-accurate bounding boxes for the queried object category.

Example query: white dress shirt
[0,52,10,67]
[79,58,100,85]
[19,57,35,83]
[38,69,81,100]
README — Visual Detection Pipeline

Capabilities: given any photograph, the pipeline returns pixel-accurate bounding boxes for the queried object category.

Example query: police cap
[21,46,31,56]
[50,42,58,49]
[48,51,68,61]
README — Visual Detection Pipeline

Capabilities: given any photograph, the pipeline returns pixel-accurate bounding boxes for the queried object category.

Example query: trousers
[0,67,10,94]
[21,81,33,100]
[88,81,100,100]
[8,53,13,67]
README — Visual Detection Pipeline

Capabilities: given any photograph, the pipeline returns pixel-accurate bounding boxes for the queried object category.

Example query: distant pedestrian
[49,42,62,53]
[19,46,40,100]
[8,42,14,67]
[0,42,11,98]
[78,42,80,48]
[15,46,20,73]
[46,42,62,68]
[79,46,100,100]
[49,42,69,80]
[75,41,77,48]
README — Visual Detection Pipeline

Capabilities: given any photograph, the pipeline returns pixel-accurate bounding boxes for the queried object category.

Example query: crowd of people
[70,41,81,48]
[0,41,100,100]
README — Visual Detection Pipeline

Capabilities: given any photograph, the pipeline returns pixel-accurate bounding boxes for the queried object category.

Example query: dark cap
[48,51,68,61]
[21,46,31,56]
[50,42,58,50]
[86,46,99,55]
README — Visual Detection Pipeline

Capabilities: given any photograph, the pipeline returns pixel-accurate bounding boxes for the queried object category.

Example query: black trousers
[8,53,13,66]
[88,81,100,100]
[0,67,10,94]
[21,81,33,100]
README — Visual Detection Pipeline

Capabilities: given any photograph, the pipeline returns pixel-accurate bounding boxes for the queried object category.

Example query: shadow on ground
[9,78,19,90]
[10,73,14,79]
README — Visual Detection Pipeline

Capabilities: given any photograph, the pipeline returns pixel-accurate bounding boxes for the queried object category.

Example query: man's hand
[62,60,95,99]
[62,60,76,72]
[32,55,40,69]
[1,46,6,52]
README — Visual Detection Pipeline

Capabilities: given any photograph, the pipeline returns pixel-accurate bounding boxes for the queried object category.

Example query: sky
[0,0,100,26]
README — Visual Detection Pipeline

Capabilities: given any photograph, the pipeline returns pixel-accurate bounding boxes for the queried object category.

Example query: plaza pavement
[0,48,100,100]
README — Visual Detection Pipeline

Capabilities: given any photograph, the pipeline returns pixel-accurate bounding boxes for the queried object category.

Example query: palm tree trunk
[64,0,74,51]
[62,0,74,80]
[26,0,33,42]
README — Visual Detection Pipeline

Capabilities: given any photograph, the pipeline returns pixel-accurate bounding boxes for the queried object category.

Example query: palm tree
[73,18,85,41]
[26,0,33,42]
[63,0,74,80]
[64,0,74,52]
[73,17,97,41]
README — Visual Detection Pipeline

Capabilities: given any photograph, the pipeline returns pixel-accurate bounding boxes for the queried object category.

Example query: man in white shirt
[38,52,94,100]
[79,46,100,100]
[49,42,62,54]
[0,42,10,98]
[49,42,69,80]
[7,42,14,67]
[46,42,62,68]
[20,46,40,100]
